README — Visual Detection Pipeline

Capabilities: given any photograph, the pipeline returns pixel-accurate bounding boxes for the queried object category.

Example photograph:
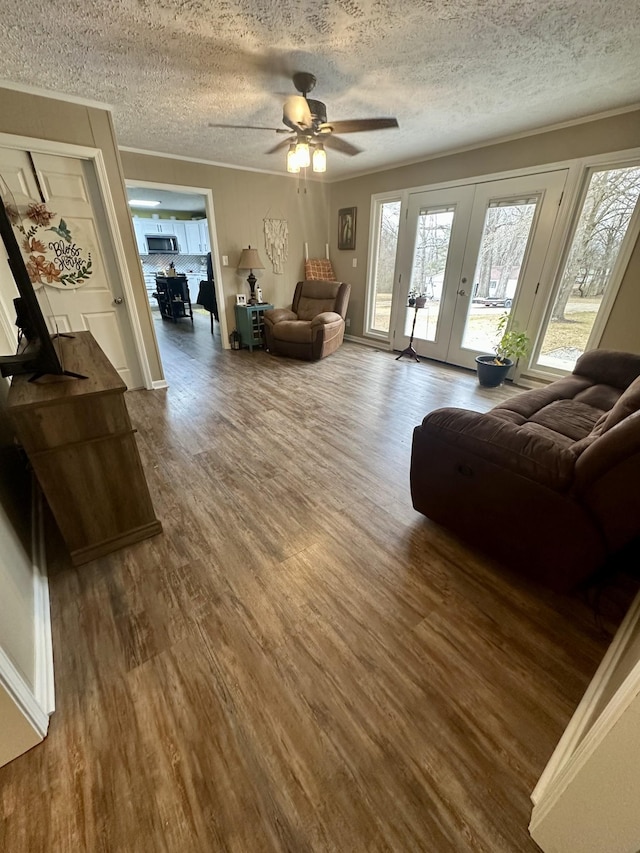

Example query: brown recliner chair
[263,280,351,360]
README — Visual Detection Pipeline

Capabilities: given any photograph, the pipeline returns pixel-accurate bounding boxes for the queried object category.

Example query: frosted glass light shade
[287,144,300,173]
[295,141,310,169]
[312,145,326,173]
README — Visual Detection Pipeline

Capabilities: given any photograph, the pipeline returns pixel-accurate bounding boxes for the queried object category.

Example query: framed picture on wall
[338,207,357,250]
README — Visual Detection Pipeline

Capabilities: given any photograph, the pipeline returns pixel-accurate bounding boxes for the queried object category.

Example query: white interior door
[393,171,567,369]
[0,146,142,388]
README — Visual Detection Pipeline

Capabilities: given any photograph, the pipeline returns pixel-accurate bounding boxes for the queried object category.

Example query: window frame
[364,192,404,340]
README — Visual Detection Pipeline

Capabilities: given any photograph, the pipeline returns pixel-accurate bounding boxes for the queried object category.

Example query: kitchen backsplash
[141,254,208,275]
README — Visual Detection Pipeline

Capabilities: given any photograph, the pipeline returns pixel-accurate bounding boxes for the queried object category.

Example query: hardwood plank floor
[1,314,634,852]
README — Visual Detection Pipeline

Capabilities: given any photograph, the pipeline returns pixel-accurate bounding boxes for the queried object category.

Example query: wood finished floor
[0,312,632,852]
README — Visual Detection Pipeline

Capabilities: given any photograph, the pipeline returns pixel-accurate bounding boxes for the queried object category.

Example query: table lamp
[237,246,265,304]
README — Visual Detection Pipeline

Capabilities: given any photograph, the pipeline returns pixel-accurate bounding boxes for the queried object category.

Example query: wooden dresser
[7,332,162,565]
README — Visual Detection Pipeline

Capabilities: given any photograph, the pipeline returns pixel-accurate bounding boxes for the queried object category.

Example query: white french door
[393,170,568,369]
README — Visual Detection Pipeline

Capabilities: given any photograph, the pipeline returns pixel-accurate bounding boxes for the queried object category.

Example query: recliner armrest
[419,407,575,491]
[263,308,297,325]
[310,312,343,326]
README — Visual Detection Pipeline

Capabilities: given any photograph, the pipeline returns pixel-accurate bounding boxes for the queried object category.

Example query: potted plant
[476,313,530,387]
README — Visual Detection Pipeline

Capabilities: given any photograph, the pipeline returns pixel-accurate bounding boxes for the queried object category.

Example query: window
[536,164,640,372]
[366,198,401,336]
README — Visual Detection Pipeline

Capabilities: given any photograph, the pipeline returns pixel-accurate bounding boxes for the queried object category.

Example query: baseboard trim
[0,649,49,740]
[344,334,391,350]
[151,379,169,390]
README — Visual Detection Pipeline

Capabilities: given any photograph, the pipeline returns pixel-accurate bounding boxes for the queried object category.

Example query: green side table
[234,303,273,352]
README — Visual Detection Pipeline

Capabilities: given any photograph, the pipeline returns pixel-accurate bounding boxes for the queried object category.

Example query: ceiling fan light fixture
[312,144,326,173]
[286,143,300,173]
[295,140,310,169]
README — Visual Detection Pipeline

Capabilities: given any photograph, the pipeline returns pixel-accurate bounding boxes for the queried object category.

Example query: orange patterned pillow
[304,258,336,281]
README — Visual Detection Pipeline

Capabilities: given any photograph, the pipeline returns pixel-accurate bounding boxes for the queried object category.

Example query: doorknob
[113,296,124,305]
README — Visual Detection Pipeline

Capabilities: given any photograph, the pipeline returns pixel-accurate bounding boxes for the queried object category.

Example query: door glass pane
[404,206,454,342]
[369,200,400,334]
[460,197,538,353]
[537,165,640,371]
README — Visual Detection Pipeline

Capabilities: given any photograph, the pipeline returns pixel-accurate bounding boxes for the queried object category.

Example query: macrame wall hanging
[263,218,288,274]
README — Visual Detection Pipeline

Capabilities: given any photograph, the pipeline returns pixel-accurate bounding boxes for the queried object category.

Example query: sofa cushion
[271,320,314,343]
[521,422,576,449]
[573,349,640,389]
[526,399,605,441]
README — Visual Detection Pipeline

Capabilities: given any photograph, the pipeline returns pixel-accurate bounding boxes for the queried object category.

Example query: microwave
[146,235,179,253]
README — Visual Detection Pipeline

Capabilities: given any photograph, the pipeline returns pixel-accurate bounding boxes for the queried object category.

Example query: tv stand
[7,331,162,565]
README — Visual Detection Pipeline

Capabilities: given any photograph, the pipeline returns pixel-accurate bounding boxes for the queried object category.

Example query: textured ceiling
[127,186,206,212]
[1,0,639,179]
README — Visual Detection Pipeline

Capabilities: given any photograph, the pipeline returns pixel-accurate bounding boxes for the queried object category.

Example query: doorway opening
[126,183,225,377]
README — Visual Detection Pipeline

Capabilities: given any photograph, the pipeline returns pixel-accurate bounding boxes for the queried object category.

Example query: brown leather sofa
[410,350,640,591]
[263,280,351,360]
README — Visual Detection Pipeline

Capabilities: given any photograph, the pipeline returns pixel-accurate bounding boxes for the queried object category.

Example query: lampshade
[312,144,326,173]
[295,140,310,169]
[237,246,265,271]
[287,143,300,173]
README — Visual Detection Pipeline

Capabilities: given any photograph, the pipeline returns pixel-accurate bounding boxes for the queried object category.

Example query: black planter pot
[475,355,513,387]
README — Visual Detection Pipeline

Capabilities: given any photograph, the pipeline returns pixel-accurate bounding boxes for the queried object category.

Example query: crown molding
[0,79,113,111]
[325,102,640,184]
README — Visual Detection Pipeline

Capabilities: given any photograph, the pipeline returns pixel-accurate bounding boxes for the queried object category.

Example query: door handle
[113,296,124,305]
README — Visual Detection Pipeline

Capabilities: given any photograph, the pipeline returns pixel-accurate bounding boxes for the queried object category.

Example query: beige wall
[0,87,162,382]
[329,110,640,343]
[120,152,330,337]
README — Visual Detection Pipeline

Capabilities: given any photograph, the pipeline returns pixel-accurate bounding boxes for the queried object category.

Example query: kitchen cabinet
[132,218,148,255]
[184,221,202,254]
[199,220,211,254]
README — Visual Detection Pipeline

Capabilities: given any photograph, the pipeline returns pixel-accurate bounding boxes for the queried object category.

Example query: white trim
[365,192,404,340]
[324,104,640,184]
[0,79,113,111]
[151,379,169,390]
[0,131,155,389]
[124,178,230,350]
[119,146,325,182]
[0,648,48,738]
[93,150,154,388]
[344,333,391,350]
[530,591,640,833]
[31,489,55,716]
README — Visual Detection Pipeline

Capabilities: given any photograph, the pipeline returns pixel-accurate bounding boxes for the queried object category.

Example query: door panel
[31,151,142,387]
[393,170,567,370]
[447,171,567,370]
[395,185,474,361]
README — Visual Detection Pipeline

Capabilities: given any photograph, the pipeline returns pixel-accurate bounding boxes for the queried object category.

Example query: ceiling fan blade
[265,138,294,155]
[209,123,283,132]
[283,96,313,131]
[323,135,362,157]
[324,118,399,134]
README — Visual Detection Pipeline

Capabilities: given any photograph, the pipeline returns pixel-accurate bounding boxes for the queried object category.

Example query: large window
[366,198,401,336]
[536,164,640,371]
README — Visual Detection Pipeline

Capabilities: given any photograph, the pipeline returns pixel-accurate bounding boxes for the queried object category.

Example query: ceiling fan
[209,72,399,172]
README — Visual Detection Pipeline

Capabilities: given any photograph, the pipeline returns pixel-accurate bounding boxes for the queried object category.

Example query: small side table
[234,303,273,352]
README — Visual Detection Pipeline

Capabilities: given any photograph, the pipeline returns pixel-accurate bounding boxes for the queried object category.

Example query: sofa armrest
[263,308,297,325]
[419,408,575,490]
[573,349,640,389]
[310,312,343,327]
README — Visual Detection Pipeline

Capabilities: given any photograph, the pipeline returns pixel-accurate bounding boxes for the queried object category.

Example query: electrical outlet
[222,255,229,266]
[352,258,357,267]
[345,318,351,328]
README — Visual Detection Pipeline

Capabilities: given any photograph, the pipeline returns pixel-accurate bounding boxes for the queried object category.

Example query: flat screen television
[0,191,77,381]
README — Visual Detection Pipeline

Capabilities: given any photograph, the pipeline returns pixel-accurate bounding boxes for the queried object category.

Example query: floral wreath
[7,201,93,289]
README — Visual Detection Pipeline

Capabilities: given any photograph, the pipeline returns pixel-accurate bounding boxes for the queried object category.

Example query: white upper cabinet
[199,220,211,254]
[184,221,202,254]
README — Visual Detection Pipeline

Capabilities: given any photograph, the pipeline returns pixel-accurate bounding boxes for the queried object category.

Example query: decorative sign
[7,201,93,290]
[264,218,288,274]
